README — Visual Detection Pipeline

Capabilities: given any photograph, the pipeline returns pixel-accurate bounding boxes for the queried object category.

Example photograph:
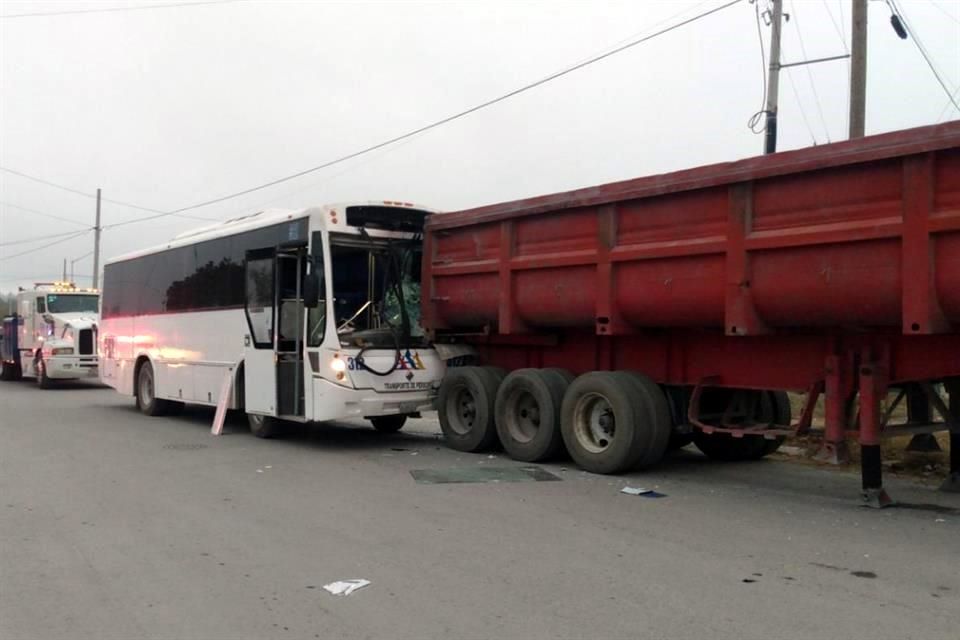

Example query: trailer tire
[619,372,672,468]
[369,414,408,433]
[136,360,173,416]
[35,358,54,389]
[439,366,501,452]
[495,369,568,462]
[543,368,575,385]
[247,413,287,439]
[693,390,790,461]
[560,372,652,474]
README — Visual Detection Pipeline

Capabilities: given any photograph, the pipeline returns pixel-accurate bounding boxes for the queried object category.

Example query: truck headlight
[52,347,74,355]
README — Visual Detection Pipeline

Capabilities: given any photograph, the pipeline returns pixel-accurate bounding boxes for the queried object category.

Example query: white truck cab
[0,282,100,387]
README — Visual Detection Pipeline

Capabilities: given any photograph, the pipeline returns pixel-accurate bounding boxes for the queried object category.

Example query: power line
[0,230,91,262]
[789,0,832,142]
[0,166,214,221]
[820,0,849,53]
[240,0,723,214]
[0,200,91,227]
[145,0,744,220]
[0,0,238,19]
[889,0,960,116]
[928,0,960,26]
[0,229,93,248]
[784,64,819,145]
[939,85,960,122]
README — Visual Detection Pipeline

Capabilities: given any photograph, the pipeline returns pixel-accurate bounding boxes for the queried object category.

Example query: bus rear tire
[248,413,285,439]
[1,359,22,381]
[369,414,407,433]
[136,360,172,416]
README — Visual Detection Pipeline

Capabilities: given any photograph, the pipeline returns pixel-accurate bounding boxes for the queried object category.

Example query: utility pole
[62,258,67,282]
[764,0,785,154]
[849,0,868,138]
[92,188,102,289]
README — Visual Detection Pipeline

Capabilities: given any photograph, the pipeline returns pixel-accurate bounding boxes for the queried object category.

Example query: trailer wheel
[438,366,501,452]
[136,360,173,416]
[692,389,790,461]
[247,413,287,439]
[560,372,653,474]
[35,358,54,389]
[495,369,568,462]
[619,372,672,468]
[369,414,407,433]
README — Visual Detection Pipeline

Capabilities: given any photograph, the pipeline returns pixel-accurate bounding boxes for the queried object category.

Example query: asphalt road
[2,380,959,640]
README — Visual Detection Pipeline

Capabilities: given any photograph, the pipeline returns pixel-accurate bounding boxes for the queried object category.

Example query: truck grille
[79,329,94,355]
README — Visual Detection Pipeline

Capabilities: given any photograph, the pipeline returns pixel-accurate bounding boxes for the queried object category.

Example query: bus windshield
[46,294,99,314]
[331,236,423,345]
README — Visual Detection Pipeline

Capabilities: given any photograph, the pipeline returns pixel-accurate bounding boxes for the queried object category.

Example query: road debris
[411,466,561,484]
[620,487,667,498]
[322,579,371,596]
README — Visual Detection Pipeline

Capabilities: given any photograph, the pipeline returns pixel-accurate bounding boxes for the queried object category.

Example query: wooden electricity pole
[849,0,868,138]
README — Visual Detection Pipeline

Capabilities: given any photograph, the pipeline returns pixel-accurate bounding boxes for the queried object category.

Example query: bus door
[243,248,306,418]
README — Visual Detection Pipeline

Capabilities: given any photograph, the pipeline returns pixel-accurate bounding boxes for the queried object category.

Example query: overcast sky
[1,0,958,291]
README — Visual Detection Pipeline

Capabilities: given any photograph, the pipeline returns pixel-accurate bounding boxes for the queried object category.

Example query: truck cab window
[36,297,46,314]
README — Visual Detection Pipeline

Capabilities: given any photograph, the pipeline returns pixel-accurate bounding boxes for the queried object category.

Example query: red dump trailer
[422,122,960,505]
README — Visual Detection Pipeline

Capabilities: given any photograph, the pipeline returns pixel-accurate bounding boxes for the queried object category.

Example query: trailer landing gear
[858,356,893,509]
[940,380,960,493]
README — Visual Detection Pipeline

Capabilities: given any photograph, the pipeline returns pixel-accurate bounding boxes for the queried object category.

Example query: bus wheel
[1,359,22,381]
[692,389,790,461]
[495,369,568,462]
[35,358,54,389]
[247,413,285,439]
[438,367,501,452]
[136,361,171,416]
[369,414,407,433]
[561,372,654,474]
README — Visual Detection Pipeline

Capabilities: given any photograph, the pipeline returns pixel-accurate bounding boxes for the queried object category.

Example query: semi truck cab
[0,282,100,387]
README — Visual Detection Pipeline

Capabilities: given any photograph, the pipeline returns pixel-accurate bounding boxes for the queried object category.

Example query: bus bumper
[311,377,438,422]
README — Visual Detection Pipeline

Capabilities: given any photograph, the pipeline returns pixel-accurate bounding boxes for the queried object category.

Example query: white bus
[98,203,445,437]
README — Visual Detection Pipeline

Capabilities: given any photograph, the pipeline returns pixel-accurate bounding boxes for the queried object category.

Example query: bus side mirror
[303,273,320,307]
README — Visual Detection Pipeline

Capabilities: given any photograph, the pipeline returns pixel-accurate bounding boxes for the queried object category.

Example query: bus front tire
[136,361,172,416]
[369,414,407,433]
[248,413,286,439]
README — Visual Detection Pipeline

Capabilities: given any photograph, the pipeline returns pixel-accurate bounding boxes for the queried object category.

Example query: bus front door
[243,248,306,418]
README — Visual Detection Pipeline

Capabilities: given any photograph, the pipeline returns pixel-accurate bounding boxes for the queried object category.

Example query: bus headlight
[52,347,74,355]
[330,355,348,380]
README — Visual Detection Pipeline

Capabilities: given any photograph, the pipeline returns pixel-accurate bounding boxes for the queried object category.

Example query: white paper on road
[323,579,371,596]
[620,487,653,496]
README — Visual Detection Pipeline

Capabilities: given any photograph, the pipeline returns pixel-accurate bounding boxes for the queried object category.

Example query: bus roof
[104,201,437,265]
